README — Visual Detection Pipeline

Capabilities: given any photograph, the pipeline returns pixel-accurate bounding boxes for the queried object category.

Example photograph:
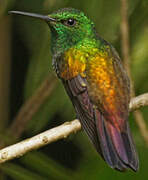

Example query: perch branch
[0,120,81,163]
[129,93,148,111]
[0,93,148,163]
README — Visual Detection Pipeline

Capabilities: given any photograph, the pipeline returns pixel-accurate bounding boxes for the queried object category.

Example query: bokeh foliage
[0,0,148,179]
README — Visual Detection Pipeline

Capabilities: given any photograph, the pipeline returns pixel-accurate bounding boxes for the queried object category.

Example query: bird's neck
[50,28,106,56]
[51,36,109,80]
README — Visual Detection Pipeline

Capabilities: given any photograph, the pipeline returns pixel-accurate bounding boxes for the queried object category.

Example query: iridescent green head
[9,8,97,53]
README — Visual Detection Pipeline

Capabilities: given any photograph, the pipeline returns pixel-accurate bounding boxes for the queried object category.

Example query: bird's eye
[62,18,76,26]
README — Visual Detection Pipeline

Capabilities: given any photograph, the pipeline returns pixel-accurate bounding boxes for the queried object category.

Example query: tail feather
[95,109,139,171]
[95,110,129,171]
[122,124,139,171]
[107,122,129,164]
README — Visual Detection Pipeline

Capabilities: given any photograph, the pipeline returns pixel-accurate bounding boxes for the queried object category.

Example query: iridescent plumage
[50,8,138,171]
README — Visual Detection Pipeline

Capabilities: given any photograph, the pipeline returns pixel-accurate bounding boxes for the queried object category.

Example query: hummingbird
[9,8,139,172]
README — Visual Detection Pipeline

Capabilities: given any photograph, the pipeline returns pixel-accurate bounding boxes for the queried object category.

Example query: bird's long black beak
[8,11,56,22]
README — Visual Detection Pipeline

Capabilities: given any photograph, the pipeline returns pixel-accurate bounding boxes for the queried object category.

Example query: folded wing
[62,74,139,171]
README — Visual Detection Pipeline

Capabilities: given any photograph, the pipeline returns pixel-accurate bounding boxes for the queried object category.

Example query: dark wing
[61,75,138,171]
[62,76,102,154]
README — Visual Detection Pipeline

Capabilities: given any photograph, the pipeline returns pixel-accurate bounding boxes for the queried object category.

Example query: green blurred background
[0,0,148,179]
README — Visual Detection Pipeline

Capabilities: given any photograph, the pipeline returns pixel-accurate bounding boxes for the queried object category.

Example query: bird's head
[9,8,96,53]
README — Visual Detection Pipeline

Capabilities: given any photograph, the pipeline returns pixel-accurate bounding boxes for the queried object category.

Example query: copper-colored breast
[60,48,86,80]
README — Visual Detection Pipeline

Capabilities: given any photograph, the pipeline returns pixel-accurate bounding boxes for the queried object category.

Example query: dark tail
[94,109,139,171]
